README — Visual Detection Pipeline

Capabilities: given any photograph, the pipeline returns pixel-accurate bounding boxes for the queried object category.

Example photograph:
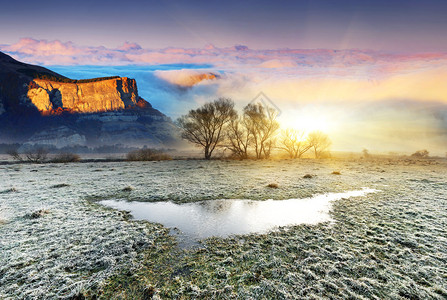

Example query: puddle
[100,188,376,241]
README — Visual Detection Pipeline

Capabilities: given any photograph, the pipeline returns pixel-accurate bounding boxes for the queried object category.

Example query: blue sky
[49,64,214,116]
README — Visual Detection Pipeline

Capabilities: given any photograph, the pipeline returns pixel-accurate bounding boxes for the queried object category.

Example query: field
[1,158,446,299]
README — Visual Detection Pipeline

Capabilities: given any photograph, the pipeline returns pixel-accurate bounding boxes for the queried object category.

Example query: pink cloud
[154,70,220,87]
[5,38,81,56]
[118,42,142,52]
[258,59,298,68]
[1,38,447,81]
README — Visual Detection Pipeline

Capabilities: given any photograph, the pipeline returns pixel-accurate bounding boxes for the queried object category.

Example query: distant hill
[0,51,181,149]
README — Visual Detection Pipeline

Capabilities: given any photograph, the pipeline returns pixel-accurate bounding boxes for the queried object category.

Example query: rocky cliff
[27,77,140,113]
[0,51,182,148]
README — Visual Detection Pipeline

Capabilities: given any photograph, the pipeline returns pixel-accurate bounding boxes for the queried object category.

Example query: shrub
[126,149,172,161]
[17,69,120,84]
[51,153,81,163]
[122,186,133,192]
[24,148,48,163]
[411,149,429,158]
[362,148,371,158]
[28,209,50,219]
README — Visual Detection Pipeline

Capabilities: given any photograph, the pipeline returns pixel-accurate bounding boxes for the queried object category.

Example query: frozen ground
[0,158,446,299]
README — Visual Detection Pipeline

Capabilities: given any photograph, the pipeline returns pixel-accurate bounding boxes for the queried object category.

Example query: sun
[281,112,332,134]
[291,115,330,133]
[278,104,340,134]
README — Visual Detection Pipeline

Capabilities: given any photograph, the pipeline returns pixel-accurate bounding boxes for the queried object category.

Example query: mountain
[0,51,181,149]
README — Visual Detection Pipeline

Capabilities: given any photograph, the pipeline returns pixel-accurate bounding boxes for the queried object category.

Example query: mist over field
[46,58,447,155]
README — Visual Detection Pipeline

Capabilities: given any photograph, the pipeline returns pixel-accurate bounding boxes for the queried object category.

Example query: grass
[93,181,447,299]
[1,158,446,299]
[93,160,447,299]
[50,183,70,188]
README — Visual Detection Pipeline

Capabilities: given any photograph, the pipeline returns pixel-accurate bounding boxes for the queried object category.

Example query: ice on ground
[100,188,377,239]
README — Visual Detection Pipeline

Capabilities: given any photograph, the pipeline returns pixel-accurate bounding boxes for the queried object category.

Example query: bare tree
[279,128,311,158]
[307,131,332,158]
[7,147,48,163]
[226,116,250,159]
[243,103,280,159]
[24,148,48,163]
[177,98,237,159]
[6,148,23,161]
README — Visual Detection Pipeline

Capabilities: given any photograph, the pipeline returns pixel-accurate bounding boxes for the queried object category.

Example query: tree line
[177,98,331,160]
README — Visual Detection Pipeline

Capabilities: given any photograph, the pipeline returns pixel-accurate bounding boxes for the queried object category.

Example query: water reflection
[100,188,376,240]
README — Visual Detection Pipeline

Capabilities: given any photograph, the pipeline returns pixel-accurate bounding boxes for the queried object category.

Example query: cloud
[1,38,130,65]
[258,59,298,68]
[154,70,220,88]
[117,42,142,52]
[3,38,447,154]
[4,38,81,56]
[3,38,447,107]
[2,38,447,74]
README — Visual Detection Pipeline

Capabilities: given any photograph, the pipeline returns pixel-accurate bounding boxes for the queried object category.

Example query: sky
[2,0,447,52]
[1,0,447,154]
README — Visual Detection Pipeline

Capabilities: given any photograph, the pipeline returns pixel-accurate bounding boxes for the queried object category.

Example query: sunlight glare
[281,109,334,134]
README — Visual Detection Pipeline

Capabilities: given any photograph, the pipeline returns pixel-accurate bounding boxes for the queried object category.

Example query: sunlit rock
[27,77,139,114]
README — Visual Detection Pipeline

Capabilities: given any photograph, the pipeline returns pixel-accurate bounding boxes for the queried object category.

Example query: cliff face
[27,77,139,113]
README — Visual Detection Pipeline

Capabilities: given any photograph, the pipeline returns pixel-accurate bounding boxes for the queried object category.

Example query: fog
[49,63,447,155]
